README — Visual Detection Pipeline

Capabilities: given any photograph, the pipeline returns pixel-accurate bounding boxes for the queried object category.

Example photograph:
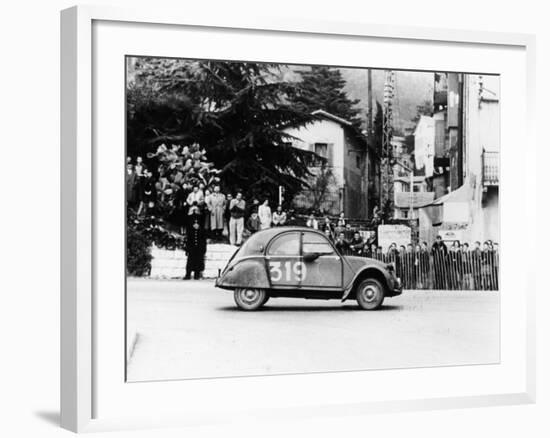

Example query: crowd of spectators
[127,154,499,287]
[364,236,500,290]
[126,155,298,248]
[304,214,499,290]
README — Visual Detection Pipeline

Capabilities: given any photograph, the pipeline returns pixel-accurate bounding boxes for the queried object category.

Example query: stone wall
[149,244,237,279]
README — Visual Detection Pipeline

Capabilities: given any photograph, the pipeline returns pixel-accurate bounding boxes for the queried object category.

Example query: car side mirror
[303,252,321,262]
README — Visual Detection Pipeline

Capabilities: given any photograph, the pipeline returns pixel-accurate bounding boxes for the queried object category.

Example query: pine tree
[289,66,363,129]
[127,59,317,202]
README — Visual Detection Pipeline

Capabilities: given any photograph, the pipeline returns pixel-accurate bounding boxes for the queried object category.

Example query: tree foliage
[411,99,434,125]
[127,58,318,201]
[288,66,364,129]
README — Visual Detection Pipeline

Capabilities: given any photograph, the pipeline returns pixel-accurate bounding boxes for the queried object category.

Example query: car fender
[341,266,391,301]
[215,257,270,290]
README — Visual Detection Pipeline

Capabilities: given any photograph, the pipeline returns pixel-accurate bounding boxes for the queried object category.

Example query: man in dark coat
[472,241,483,290]
[126,163,136,207]
[349,232,365,256]
[184,215,207,280]
[431,235,448,254]
[137,169,156,216]
[334,232,350,255]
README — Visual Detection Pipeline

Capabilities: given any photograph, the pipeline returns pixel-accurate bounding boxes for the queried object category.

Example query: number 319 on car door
[266,232,305,287]
[268,260,307,284]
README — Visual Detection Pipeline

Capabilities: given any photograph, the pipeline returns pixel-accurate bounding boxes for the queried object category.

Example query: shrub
[127,221,153,276]
[126,209,186,277]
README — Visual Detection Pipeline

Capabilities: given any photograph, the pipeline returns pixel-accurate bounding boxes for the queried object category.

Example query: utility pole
[367,69,373,138]
[381,70,395,220]
[278,185,284,207]
[366,68,373,218]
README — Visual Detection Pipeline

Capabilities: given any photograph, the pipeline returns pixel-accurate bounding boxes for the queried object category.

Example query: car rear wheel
[355,278,385,310]
[234,288,267,311]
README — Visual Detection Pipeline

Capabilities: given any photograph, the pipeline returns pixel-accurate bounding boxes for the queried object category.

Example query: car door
[265,231,303,289]
[300,231,342,289]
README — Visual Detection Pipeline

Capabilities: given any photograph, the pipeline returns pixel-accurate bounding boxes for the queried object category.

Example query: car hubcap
[362,285,378,303]
[240,289,260,304]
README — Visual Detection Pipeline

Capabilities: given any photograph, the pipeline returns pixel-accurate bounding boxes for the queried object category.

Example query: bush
[126,209,186,276]
[127,222,153,276]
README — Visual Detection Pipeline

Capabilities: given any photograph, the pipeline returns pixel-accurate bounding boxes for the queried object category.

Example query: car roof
[236,226,327,257]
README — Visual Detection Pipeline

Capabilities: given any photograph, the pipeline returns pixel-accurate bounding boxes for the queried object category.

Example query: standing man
[349,231,365,256]
[173,182,191,234]
[229,192,246,246]
[432,235,448,289]
[337,212,346,229]
[208,185,226,240]
[472,241,482,290]
[431,235,448,254]
[272,205,287,226]
[306,214,318,230]
[320,216,334,237]
[186,185,204,206]
[126,163,136,207]
[334,232,349,255]
[184,215,207,280]
[343,223,354,241]
[137,169,156,216]
[224,193,233,239]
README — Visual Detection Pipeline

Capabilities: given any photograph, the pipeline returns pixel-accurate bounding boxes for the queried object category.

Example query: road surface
[126,278,499,382]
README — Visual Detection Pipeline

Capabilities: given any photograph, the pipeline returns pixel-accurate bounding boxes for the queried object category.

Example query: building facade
[284,110,375,219]
[414,115,436,178]
[463,74,500,243]
[393,175,434,220]
[418,73,500,245]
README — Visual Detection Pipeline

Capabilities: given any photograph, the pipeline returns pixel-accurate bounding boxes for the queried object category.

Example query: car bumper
[387,277,403,297]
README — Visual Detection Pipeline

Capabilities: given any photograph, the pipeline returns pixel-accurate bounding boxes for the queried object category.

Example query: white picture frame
[60,4,537,433]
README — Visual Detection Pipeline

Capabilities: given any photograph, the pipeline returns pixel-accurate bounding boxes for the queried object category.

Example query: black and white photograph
[4,0,549,434]
[125,57,500,382]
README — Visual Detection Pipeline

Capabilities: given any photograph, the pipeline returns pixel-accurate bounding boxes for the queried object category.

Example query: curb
[126,330,139,364]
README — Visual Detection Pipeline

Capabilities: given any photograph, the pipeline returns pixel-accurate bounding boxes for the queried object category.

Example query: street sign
[378,224,411,250]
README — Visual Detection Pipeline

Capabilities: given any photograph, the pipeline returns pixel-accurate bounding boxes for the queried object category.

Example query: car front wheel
[234,288,267,311]
[355,278,385,310]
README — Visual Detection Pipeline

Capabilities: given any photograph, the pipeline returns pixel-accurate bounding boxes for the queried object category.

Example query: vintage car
[215,227,402,310]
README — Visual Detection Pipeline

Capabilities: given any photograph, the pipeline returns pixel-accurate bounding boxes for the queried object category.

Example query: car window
[267,232,300,256]
[302,232,334,255]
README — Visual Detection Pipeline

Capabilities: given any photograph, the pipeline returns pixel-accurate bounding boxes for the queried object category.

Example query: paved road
[126,279,499,382]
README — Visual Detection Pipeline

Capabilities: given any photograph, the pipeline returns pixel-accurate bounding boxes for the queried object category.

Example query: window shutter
[327,143,334,167]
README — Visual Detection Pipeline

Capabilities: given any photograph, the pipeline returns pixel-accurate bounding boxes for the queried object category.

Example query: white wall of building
[285,119,345,185]
[464,75,500,180]
[414,115,435,177]
[464,74,500,244]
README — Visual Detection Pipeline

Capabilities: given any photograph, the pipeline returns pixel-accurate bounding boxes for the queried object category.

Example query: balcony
[482,150,499,186]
